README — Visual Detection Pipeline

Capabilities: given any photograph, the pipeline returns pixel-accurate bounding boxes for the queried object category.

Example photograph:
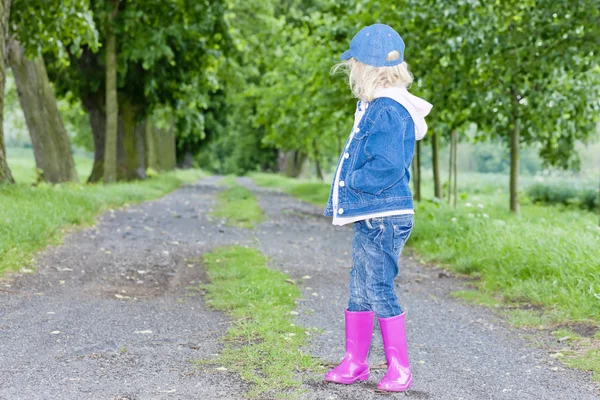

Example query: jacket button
[339,181,345,187]
[354,128,360,134]
[338,208,344,215]
[344,152,349,159]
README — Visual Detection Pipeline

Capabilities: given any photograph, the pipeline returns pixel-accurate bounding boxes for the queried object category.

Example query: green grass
[563,348,600,382]
[550,329,600,382]
[193,246,319,398]
[250,173,330,206]
[0,169,204,275]
[411,199,600,323]
[211,178,264,228]
[7,147,94,184]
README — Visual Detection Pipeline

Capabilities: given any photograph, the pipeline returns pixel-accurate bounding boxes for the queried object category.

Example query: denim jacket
[324,97,415,218]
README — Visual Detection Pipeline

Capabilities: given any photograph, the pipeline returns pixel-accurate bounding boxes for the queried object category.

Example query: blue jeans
[348,214,414,318]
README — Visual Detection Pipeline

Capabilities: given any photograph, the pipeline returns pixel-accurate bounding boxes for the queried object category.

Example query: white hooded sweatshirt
[331,86,432,226]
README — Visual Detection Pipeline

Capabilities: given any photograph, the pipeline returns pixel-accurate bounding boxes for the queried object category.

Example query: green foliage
[47,0,230,153]
[57,93,93,151]
[196,246,319,397]
[212,0,600,180]
[11,0,98,62]
[0,168,204,275]
[527,181,599,212]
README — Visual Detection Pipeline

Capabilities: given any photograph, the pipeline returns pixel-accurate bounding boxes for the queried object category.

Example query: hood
[373,87,433,140]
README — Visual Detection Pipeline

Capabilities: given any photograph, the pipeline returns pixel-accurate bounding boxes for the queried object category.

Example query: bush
[527,181,599,212]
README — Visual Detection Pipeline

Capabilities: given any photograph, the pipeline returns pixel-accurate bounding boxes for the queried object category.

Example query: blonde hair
[331,56,414,102]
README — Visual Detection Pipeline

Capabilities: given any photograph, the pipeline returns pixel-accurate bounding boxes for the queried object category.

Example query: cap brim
[340,49,353,61]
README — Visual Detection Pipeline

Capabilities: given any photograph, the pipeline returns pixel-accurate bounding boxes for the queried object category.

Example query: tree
[48,0,230,182]
[8,43,78,183]
[0,0,12,184]
[256,0,357,177]
[9,0,97,183]
[466,0,600,213]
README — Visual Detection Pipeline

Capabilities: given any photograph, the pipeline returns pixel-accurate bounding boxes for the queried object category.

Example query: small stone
[50,331,60,335]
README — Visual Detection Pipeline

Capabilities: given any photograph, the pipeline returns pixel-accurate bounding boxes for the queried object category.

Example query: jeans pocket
[392,218,413,253]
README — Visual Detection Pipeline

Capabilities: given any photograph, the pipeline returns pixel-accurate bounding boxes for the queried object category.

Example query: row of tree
[0,0,598,214]
[0,0,228,184]
[195,0,600,213]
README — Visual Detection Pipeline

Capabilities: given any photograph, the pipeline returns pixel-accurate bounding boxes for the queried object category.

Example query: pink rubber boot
[325,309,374,384]
[377,312,412,392]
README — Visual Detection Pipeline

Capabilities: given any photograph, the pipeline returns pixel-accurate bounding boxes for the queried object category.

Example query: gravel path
[1,176,598,400]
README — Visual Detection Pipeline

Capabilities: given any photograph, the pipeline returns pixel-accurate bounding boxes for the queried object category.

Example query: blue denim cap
[340,24,405,67]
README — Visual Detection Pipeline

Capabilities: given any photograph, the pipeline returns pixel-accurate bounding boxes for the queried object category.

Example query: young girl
[323,24,432,392]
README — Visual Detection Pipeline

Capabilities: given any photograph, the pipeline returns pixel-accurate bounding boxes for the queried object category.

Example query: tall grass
[410,199,600,322]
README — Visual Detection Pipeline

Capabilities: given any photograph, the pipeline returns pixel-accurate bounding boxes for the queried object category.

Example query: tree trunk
[103,0,119,183]
[414,140,421,201]
[135,119,146,176]
[447,132,454,205]
[452,130,458,208]
[278,150,306,178]
[510,120,520,214]
[313,140,324,180]
[82,95,106,183]
[157,120,176,171]
[432,131,442,199]
[118,100,145,180]
[0,0,13,184]
[8,40,78,183]
[144,118,158,171]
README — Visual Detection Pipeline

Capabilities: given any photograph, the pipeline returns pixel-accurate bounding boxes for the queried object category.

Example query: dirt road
[1,176,597,399]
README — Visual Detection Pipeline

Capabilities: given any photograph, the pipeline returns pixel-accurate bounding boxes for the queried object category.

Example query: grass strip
[211,178,264,228]
[0,169,204,275]
[194,246,319,398]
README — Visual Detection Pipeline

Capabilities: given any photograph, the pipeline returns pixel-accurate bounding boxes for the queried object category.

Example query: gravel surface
[1,176,598,400]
